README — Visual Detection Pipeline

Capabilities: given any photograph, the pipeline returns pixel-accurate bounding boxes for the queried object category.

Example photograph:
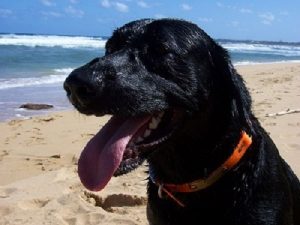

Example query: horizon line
[0,32,299,44]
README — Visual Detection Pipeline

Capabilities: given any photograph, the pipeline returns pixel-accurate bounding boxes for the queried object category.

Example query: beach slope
[0,63,299,225]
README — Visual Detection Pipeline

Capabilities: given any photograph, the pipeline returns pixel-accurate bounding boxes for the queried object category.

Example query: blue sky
[0,0,299,42]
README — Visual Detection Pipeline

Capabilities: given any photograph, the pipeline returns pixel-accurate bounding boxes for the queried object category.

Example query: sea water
[0,34,300,121]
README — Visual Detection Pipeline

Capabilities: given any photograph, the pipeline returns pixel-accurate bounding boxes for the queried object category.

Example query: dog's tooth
[136,137,144,143]
[143,129,151,138]
[149,117,159,129]
[158,112,164,119]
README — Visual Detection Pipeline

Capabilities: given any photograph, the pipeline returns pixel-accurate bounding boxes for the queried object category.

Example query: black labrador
[64,19,300,225]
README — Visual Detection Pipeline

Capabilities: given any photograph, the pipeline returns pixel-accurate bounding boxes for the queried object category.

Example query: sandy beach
[0,63,299,225]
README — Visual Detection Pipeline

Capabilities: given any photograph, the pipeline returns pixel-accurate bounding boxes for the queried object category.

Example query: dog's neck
[148,111,247,184]
[148,131,252,207]
[147,87,257,182]
[148,127,242,184]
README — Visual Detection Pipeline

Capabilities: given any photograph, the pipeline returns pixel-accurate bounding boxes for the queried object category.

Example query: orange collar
[150,131,252,207]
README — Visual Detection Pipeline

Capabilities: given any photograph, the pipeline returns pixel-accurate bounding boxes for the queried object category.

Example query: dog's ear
[227,62,254,133]
[209,45,254,134]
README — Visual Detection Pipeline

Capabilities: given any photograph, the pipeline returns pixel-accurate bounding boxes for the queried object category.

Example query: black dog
[64,19,300,225]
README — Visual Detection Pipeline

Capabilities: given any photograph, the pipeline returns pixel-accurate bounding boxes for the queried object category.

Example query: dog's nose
[63,71,96,106]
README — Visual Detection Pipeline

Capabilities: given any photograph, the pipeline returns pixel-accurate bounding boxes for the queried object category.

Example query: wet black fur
[64,19,300,225]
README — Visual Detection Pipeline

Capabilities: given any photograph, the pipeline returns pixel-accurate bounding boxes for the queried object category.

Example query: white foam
[0,74,67,90]
[15,108,26,112]
[234,60,300,66]
[54,68,74,74]
[0,66,75,90]
[1,34,299,57]
[0,34,107,49]
[15,114,31,120]
[221,42,300,57]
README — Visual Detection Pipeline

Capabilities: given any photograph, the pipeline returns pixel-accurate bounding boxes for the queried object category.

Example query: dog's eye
[150,44,169,56]
[128,52,137,61]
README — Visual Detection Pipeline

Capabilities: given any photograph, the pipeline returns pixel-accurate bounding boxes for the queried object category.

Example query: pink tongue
[78,116,151,191]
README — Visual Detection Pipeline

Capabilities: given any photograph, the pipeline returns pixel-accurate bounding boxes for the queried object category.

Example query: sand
[0,63,300,225]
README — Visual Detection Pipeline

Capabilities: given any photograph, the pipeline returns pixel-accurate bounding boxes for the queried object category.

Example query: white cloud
[279,11,289,16]
[231,21,239,27]
[240,8,252,14]
[154,14,166,19]
[70,0,79,3]
[181,3,192,11]
[101,0,111,8]
[40,0,56,7]
[0,8,12,18]
[216,2,240,11]
[259,12,275,25]
[100,1,129,13]
[198,17,213,23]
[137,1,149,8]
[41,11,62,18]
[65,5,84,18]
[114,2,129,12]
[216,2,223,7]
[97,18,105,23]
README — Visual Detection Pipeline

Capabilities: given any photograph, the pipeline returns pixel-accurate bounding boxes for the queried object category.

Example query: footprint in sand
[64,213,106,225]
[0,188,16,216]
[0,150,9,160]
[65,214,141,225]
[17,198,50,210]
[0,187,17,198]
[265,122,277,127]
[34,117,55,123]
[81,133,95,138]
[83,192,147,212]
[7,119,23,127]
[287,143,300,150]
[0,206,12,217]
[288,123,300,127]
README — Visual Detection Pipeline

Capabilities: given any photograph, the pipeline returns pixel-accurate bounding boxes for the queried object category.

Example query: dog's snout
[102,66,117,81]
[88,57,117,81]
[64,71,96,106]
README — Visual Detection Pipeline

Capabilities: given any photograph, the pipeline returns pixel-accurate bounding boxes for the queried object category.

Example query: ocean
[0,34,300,121]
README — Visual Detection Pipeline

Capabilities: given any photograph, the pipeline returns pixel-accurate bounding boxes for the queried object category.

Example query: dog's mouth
[78,109,183,191]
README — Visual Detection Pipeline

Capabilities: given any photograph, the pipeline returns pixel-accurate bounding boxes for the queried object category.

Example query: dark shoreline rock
[19,103,54,110]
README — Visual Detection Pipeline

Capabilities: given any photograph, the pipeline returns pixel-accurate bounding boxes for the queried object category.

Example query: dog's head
[64,19,252,191]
